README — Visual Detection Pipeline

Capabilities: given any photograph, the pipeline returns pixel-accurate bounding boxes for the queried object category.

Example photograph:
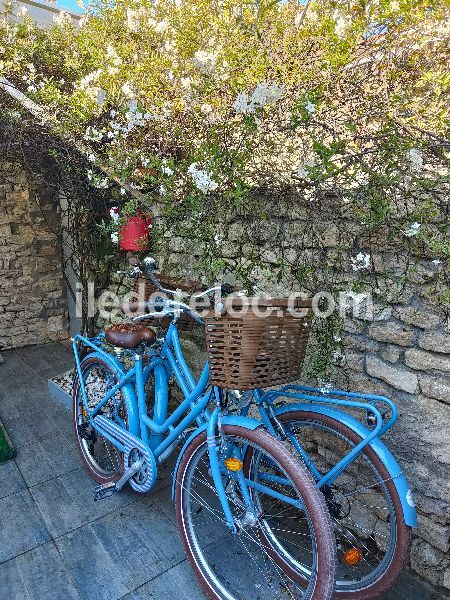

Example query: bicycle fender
[78,351,140,438]
[274,403,417,527]
[171,415,261,499]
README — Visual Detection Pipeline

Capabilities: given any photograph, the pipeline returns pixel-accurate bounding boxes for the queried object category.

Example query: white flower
[334,14,348,37]
[84,126,103,142]
[233,82,282,114]
[406,148,423,172]
[95,178,109,189]
[351,252,371,271]
[432,259,441,266]
[53,11,71,26]
[78,69,102,89]
[121,82,134,98]
[180,77,192,91]
[126,9,141,32]
[96,89,106,107]
[106,44,119,60]
[200,103,213,114]
[250,81,283,109]
[162,162,173,176]
[120,188,126,195]
[109,207,119,223]
[188,163,218,194]
[297,160,315,179]
[192,50,217,75]
[305,100,315,115]
[154,19,168,34]
[76,0,84,7]
[159,184,167,196]
[18,5,28,16]
[318,382,333,394]
[390,1,400,11]
[110,232,119,244]
[88,153,96,162]
[233,92,250,114]
[403,222,421,237]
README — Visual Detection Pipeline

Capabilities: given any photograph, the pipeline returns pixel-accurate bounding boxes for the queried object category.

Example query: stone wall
[159,210,450,592]
[0,163,68,349]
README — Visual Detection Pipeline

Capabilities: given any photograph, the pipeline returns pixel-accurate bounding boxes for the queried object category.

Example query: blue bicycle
[72,260,337,600]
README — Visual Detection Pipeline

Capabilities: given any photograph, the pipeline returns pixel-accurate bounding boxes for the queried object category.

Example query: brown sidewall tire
[72,356,125,486]
[175,425,336,600]
[253,411,412,600]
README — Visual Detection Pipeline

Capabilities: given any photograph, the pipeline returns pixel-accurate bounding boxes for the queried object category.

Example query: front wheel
[174,425,336,600]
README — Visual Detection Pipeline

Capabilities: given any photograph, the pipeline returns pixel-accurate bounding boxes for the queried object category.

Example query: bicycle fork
[206,407,304,533]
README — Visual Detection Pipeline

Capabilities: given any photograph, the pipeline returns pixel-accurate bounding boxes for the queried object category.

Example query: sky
[56,0,84,14]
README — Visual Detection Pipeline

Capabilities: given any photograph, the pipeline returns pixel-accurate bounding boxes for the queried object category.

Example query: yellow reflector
[224,457,243,472]
[342,547,363,566]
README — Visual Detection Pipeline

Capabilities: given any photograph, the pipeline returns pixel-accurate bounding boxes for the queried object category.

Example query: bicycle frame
[72,323,304,532]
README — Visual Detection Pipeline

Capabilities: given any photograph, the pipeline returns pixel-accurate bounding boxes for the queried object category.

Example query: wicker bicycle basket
[204,297,311,390]
[133,275,203,331]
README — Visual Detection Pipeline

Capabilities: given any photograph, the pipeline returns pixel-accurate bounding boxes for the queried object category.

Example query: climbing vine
[0,0,449,380]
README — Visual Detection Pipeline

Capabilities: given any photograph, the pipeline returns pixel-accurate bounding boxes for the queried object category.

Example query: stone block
[381,345,400,363]
[410,538,450,588]
[369,322,415,346]
[444,568,450,590]
[366,355,419,393]
[405,349,450,372]
[344,352,365,372]
[419,374,450,403]
[47,315,66,333]
[397,306,441,329]
[417,513,450,553]
[419,331,450,354]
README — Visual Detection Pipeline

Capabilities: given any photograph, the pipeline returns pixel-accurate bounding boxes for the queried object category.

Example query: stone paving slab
[0,459,27,499]
[122,560,205,600]
[0,342,446,600]
[0,541,80,600]
[0,488,51,563]
[56,499,186,599]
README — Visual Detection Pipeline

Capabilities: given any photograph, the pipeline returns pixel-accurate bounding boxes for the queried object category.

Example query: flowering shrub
[0,0,449,377]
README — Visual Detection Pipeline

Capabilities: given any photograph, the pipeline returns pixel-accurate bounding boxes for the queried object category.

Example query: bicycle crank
[93,458,145,501]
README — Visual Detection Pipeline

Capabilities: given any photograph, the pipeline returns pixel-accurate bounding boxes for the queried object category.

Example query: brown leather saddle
[105,322,156,349]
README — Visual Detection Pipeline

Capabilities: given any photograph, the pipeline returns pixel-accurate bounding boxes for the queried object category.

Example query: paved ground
[0,342,445,600]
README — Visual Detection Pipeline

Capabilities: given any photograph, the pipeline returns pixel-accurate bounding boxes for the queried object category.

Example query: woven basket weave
[204,297,311,390]
[133,275,203,330]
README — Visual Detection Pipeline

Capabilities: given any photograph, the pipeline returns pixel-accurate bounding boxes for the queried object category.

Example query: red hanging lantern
[119,212,152,251]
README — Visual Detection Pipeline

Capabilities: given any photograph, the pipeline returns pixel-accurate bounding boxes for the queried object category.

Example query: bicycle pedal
[93,482,116,501]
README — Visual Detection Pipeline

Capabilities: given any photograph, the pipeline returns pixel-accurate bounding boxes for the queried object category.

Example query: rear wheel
[257,411,412,599]
[175,425,336,600]
[73,356,127,485]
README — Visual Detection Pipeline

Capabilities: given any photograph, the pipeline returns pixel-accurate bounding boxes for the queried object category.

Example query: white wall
[1,0,81,28]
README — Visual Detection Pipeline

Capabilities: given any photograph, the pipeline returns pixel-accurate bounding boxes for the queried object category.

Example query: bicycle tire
[175,425,336,600]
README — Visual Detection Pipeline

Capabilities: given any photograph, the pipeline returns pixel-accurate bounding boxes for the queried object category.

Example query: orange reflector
[224,457,243,472]
[342,547,363,566]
